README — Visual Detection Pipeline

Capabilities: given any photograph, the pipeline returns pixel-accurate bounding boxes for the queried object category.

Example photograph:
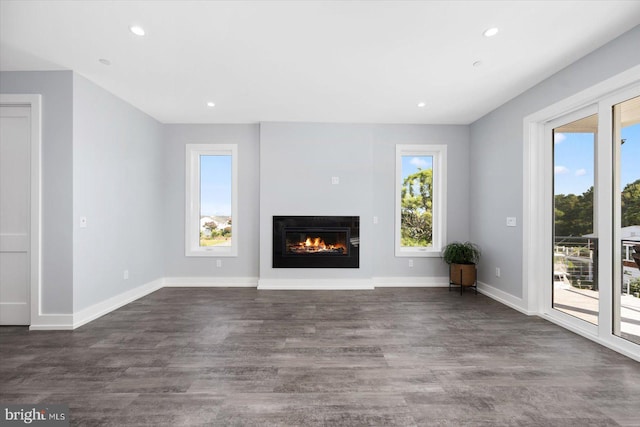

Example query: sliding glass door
[547,88,640,352]
[551,110,599,326]
[613,95,640,345]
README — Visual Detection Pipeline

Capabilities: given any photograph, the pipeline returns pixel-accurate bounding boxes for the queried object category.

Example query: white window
[395,144,447,257]
[185,144,238,257]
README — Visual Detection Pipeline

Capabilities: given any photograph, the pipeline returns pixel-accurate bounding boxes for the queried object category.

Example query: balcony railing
[554,236,598,291]
[622,239,640,296]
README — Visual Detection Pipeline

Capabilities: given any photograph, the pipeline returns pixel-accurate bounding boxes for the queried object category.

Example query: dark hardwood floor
[1,287,639,426]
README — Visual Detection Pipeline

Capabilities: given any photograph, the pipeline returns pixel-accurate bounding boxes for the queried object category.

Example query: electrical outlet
[331,176,340,185]
[408,259,414,268]
[495,267,501,277]
[216,259,222,268]
[506,217,517,227]
[124,270,129,280]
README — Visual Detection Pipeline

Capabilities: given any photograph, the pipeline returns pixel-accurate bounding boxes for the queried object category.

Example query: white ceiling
[1,1,640,124]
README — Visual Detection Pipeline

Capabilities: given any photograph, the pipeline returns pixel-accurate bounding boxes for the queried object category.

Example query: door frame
[0,94,41,326]
[543,105,599,337]
[523,65,640,362]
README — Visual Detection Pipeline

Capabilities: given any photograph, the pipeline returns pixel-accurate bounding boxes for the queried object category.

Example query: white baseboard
[258,278,374,290]
[477,281,532,315]
[373,276,448,287]
[163,276,258,287]
[30,277,530,330]
[29,314,74,330]
[72,278,164,329]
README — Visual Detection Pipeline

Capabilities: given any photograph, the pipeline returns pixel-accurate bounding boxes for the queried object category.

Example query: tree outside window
[395,145,446,257]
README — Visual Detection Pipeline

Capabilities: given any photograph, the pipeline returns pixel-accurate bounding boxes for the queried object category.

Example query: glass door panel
[552,114,599,325]
[613,95,640,344]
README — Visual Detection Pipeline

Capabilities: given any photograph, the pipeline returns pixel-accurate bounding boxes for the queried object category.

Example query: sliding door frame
[523,65,640,362]
[544,104,599,336]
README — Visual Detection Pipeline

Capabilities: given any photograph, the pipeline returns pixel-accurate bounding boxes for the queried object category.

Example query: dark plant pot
[450,263,476,286]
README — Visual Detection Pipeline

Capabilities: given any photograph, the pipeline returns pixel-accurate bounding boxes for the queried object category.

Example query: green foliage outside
[629,278,640,296]
[621,179,640,228]
[555,179,640,236]
[200,220,232,247]
[401,168,432,247]
[554,187,594,236]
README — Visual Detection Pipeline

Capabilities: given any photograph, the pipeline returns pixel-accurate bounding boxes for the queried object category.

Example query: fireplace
[273,216,359,268]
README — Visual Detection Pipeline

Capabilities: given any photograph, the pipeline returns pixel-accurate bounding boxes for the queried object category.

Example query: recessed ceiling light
[207,102,215,108]
[483,27,499,37]
[417,102,426,108]
[98,58,111,66]
[129,25,145,36]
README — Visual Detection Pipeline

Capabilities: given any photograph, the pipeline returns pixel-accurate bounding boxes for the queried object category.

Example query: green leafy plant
[401,168,433,247]
[442,241,481,265]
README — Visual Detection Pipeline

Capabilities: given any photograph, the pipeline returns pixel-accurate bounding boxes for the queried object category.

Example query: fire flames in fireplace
[273,216,359,268]
[287,236,347,255]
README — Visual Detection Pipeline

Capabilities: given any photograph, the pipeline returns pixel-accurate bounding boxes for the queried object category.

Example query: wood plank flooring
[1,288,639,426]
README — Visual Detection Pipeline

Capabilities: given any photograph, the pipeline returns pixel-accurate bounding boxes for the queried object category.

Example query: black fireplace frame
[273,216,360,268]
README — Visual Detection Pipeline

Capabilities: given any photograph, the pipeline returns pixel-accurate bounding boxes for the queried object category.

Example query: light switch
[331,176,340,185]
[506,217,517,227]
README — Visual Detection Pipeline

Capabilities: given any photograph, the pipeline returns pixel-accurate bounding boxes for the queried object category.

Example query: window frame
[185,143,238,257]
[395,144,447,257]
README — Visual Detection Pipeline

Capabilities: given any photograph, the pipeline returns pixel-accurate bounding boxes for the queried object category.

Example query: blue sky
[200,155,232,217]
[554,122,640,195]
[402,155,433,180]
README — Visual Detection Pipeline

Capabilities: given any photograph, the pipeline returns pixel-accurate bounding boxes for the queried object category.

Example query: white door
[0,105,31,325]
[542,86,640,356]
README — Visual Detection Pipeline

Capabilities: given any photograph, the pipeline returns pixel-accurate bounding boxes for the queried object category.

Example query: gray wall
[371,124,470,278]
[469,25,640,298]
[162,124,260,278]
[259,122,470,281]
[72,74,164,311]
[0,70,74,314]
[259,123,374,280]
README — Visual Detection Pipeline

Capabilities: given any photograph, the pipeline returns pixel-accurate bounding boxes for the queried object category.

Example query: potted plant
[442,241,481,288]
